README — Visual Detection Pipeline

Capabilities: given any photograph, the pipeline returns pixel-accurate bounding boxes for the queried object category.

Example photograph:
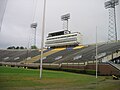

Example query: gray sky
[0,0,120,49]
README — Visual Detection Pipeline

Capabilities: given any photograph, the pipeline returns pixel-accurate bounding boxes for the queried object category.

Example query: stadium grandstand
[0,49,40,63]
[0,30,120,75]
[0,41,120,75]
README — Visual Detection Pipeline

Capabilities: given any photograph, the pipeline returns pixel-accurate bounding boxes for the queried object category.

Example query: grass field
[0,66,120,90]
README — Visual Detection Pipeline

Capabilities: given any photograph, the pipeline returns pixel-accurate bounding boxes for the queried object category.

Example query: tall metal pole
[105,0,119,42]
[61,14,70,30]
[34,27,37,46]
[40,0,46,79]
[0,0,8,31]
[113,7,117,41]
[96,27,98,79]
[67,20,68,30]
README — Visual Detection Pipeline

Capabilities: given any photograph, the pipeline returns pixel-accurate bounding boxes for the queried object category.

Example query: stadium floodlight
[40,0,46,79]
[61,13,70,30]
[104,0,119,42]
[30,23,37,46]
[105,0,119,9]
[31,23,37,28]
[61,13,70,21]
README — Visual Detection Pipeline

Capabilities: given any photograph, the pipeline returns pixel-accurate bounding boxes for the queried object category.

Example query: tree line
[7,45,37,49]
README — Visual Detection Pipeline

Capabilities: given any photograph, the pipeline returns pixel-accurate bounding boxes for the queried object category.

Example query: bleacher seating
[0,49,40,62]
[21,48,66,63]
[0,41,120,64]
[35,46,85,63]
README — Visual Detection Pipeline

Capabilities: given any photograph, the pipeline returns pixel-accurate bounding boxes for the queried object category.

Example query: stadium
[0,30,120,90]
[0,30,120,76]
[0,0,120,90]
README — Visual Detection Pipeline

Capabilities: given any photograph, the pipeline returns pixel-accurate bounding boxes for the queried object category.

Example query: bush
[85,70,96,75]
[43,67,96,75]
[31,45,37,49]
[61,68,85,74]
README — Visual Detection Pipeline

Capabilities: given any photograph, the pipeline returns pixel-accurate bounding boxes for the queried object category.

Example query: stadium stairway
[108,61,120,71]
[20,48,66,64]
[73,45,85,49]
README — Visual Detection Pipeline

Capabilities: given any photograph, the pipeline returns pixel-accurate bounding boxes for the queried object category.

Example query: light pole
[0,0,8,31]
[40,0,46,79]
[31,23,37,46]
[96,27,98,79]
[104,0,119,42]
[61,13,70,30]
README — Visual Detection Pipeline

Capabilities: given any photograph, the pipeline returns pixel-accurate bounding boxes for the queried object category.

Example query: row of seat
[0,42,120,64]
[0,50,40,62]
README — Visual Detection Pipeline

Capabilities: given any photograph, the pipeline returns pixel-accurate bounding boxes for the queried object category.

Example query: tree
[20,46,24,49]
[7,46,15,49]
[16,46,19,49]
[31,45,37,49]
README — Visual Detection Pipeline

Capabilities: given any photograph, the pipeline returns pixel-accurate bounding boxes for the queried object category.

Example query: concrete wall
[61,63,120,75]
[85,64,120,75]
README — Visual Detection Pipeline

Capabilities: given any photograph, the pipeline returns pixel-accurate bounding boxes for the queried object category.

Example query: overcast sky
[0,0,120,49]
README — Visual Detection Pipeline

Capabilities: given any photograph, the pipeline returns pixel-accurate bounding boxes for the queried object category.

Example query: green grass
[0,66,120,90]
